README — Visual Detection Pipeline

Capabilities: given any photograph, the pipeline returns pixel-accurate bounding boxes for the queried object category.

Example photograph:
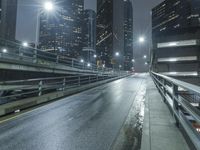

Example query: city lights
[80,59,84,63]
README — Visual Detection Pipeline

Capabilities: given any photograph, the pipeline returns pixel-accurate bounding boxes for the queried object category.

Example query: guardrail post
[97,75,98,81]
[33,49,37,63]
[19,47,23,59]
[173,84,179,127]
[38,81,43,96]
[56,55,59,64]
[72,59,74,68]
[63,78,66,91]
[78,76,81,86]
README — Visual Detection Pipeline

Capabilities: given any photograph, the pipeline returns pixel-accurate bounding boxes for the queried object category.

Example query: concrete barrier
[0,76,128,116]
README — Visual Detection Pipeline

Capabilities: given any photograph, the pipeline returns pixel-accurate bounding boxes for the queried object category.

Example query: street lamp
[94,54,97,58]
[132,59,135,62]
[115,52,120,56]
[143,55,147,59]
[22,42,28,47]
[80,59,84,63]
[87,63,91,67]
[139,36,145,43]
[35,1,54,48]
[44,1,54,11]
[145,62,148,65]
[2,48,7,53]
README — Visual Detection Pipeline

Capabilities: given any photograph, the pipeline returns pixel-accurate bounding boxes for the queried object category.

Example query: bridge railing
[0,72,129,105]
[151,72,200,149]
[0,38,115,73]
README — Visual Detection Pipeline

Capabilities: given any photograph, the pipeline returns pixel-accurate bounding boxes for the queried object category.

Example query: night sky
[16,0,163,72]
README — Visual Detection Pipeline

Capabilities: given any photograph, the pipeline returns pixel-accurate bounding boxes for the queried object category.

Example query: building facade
[96,0,125,68]
[152,0,200,77]
[82,9,96,64]
[124,0,133,71]
[39,0,84,59]
[0,0,18,40]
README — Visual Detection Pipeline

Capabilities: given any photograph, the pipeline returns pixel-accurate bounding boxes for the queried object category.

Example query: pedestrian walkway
[141,76,190,150]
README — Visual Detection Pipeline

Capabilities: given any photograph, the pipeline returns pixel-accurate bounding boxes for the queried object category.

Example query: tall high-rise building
[39,0,84,59]
[124,0,133,71]
[82,9,96,63]
[152,0,200,77]
[96,0,125,68]
[0,0,18,40]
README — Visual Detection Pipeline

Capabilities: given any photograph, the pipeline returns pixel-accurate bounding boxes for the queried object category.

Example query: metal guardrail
[151,72,200,150]
[0,73,129,105]
[0,38,117,73]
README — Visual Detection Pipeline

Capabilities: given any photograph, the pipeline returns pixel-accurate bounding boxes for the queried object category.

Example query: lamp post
[35,1,54,49]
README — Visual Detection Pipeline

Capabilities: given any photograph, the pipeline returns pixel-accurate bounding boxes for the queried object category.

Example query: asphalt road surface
[0,74,146,150]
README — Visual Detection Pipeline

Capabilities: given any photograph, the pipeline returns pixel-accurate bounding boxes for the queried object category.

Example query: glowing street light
[44,1,54,11]
[80,59,84,63]
[115,52,120,56]
[2,48,7,53]
[132,59,135,62]
[22,42,28,47]
[94,54,97,58]
[139,36,145,43]
[87,63,91,67]
[145,62,148,65]
[143,55,147,59]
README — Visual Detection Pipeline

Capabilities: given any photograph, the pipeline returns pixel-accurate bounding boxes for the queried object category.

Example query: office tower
[152,0,200,77]
[0,0,18,40]
[124,0,133,71]
[82,9,96,64]
[96,0,125,68]
[39,0,84,59]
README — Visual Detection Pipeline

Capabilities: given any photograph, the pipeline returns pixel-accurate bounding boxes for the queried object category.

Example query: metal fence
[0,73,129,105]
[151,72,200,150]
[0,38,115,73]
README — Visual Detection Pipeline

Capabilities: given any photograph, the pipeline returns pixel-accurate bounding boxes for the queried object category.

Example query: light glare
[22,42,28,47]
[2,49,7,53]
[139,36,145,43]
[44,1,54,11]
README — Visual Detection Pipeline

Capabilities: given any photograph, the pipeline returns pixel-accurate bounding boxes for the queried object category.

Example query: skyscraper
[82,9,96,64]
[96,0,125,68]
[152,0,200,76]
[39,0,84,59]
[0,0,18,40]
[124,0,133,71]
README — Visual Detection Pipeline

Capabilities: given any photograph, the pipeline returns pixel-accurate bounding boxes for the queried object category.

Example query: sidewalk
[141,76,190,150]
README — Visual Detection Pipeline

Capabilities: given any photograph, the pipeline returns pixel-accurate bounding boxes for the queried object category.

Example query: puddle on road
[111,81,146,150]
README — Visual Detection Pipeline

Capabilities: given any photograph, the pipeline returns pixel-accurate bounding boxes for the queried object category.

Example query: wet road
[0,75,146,150]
